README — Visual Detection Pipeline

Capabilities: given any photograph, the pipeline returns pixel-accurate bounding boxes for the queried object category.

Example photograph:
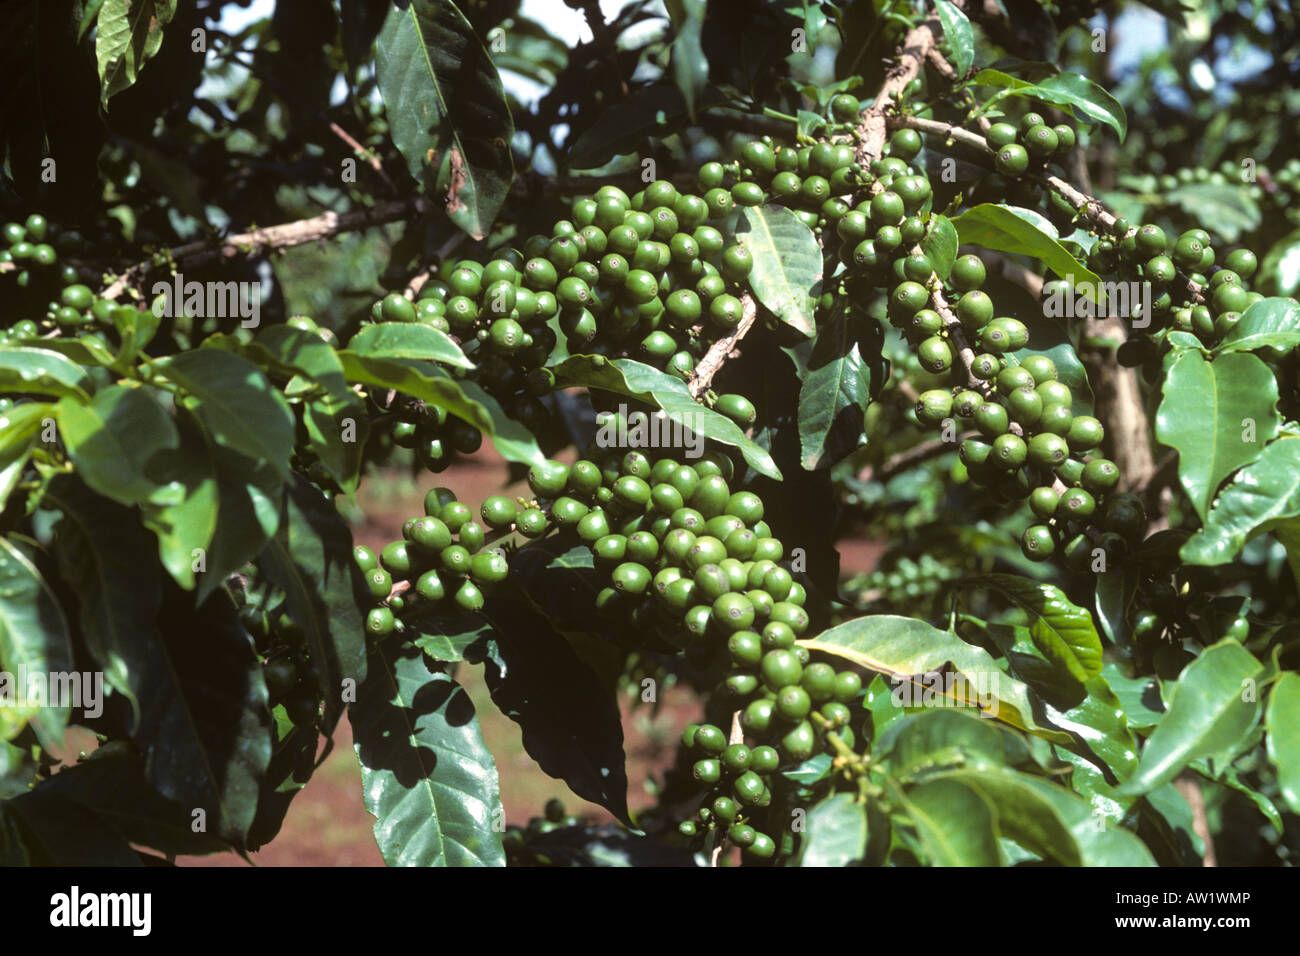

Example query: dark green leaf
[376,0,514,238]
[5,791,142,865]
[157,349,295,480]
[351,640,504,866]
[28,743,230,856]
[480,595,632,826]
[666,0,708,120]
[797,311,869,470]
[1180,437,1300,566]
[95,0,177,108]
[256,476,368,733]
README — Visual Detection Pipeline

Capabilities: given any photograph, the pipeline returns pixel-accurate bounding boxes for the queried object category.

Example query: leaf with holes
[376,0,514,238]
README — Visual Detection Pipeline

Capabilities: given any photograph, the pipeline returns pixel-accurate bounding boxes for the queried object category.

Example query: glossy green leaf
[922,214,959,279]
[552,355,782,479]
[1156,349,1279,521]
[974,574,1103,682]
[1102,663,1165,731]
[800,793,867,866]
[1042,675,1139,781]
[347,322,474,369]
[95,0,177,108]
[0,538,74,744]
[0,347,92,401]
[44,478,158,724]
[1180,437,1300,565]
[735,204,822,337]
[196,452,281,605]
[157,349,295,480]
[10,335,117,368]
[304,395,369,494]
[898,778,1001,865]
[375,0,514,239]
[952,204,1101,297]
[140,415,219,591]
[934,1,973,77]
[222,326,356,404]
[1094,568,1136,646]
[256,476,369,733]
[974,69,1126,140]
[1118,641,1263,796]
[56,385,179,507]
[798,311,869,470]
[1215,296,1300,354]
[1265,672,1300,814]
[798,614,1071,742]
[48,477,272,844]
[410,610,493,663]
[352,641,505,866]
[337,350,491,433]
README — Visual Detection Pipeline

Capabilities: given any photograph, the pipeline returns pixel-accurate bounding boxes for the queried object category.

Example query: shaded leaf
[352,640,504,866]
[376,0,514,238]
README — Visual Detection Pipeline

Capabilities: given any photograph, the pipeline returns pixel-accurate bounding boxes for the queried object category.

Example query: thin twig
[101,197,432,300]
[689,294,759,400]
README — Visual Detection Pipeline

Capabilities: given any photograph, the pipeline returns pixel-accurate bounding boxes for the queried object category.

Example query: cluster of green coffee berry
[0,214,107,338]
[359,170,781,433]
[848,552,961,609]
[352,486,527,636]
[501,797,586,865]
[377,396,485,473]
[808,127,1140,562]
[1082,219,1264,353]
[985,112,1078,179]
